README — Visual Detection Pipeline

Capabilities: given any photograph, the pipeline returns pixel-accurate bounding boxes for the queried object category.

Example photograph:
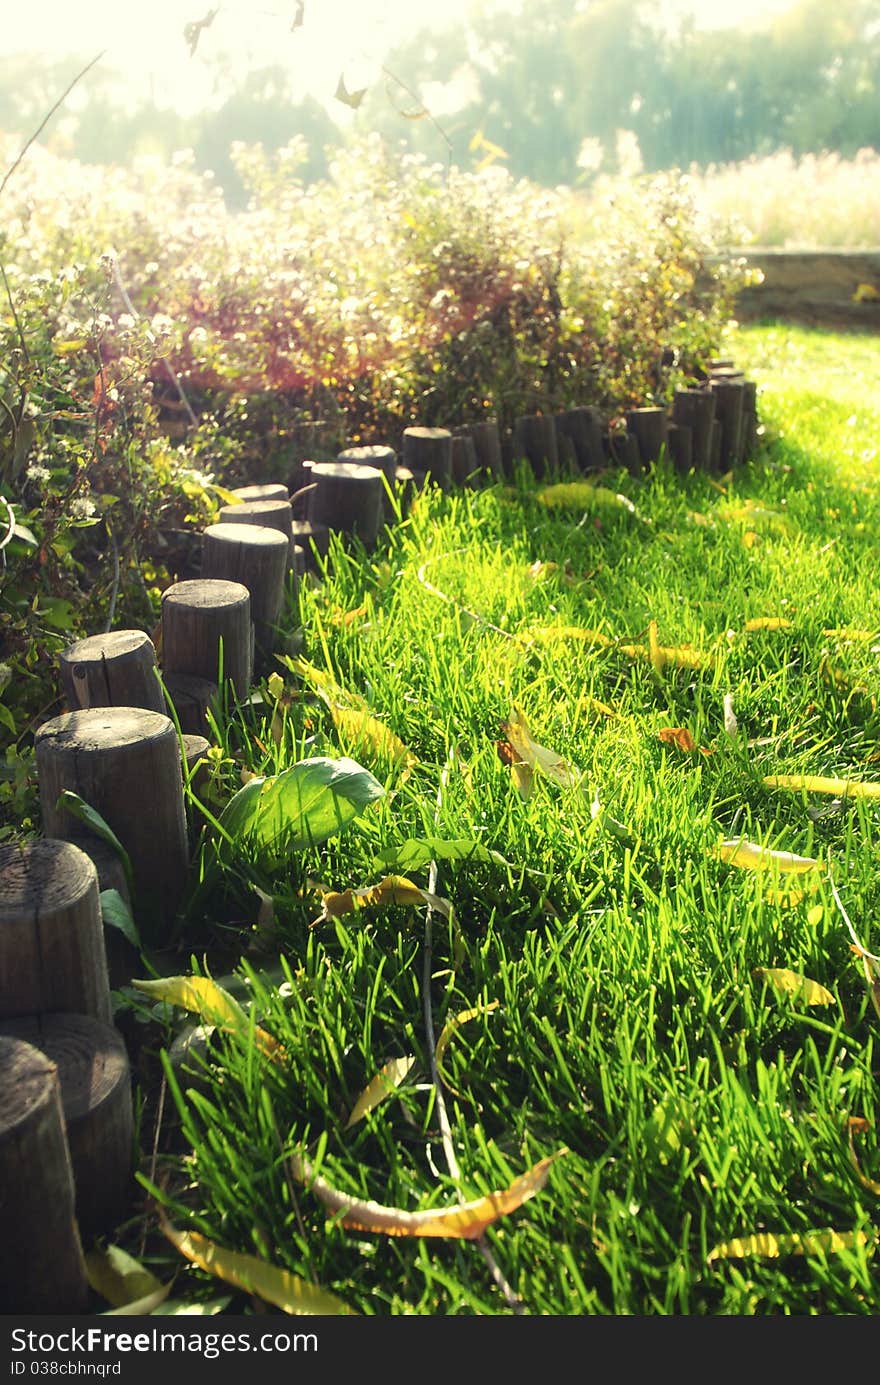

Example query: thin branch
[0,262,31,366]
[417,551,515,641]
[0,51,106,202]
[103,522,120,633]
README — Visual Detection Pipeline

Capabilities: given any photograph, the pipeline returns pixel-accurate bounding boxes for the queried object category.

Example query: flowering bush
[0,131,750,768]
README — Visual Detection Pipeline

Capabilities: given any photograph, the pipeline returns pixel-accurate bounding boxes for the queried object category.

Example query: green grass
[127,322,880,1316]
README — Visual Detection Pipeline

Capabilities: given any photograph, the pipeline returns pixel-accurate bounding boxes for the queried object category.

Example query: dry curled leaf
[435,1000,501,1096]
[764,774,880,800]
[710,839,821,874]
[345,1056,416,1129]
[288,1149,567,1238]
[501,706,585,792]
[707,1228,874,1263]
[132,975,285,1063]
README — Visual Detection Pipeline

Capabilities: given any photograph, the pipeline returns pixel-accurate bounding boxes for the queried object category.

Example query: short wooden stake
[60,630,165,715]
[512,414,558,478]
[555,407,605,473]
[162,578,252,701]
[307,462,385,548]
[625,406,669,467]
[402,427,454,489]
[709,378,746,468]
[0,1035,89,1312]
[466,419,504,480]
[292,519,329,572]
[0,839,111,1024]
[668,423,693,472]
[672,388,716,471]
[230,482,289,505]
[451,433,479,487]
[162,672,220,736]
[0,1013,133,1241]
[200,523,289,664]
[709,418,723,471]
[35,707,189,947]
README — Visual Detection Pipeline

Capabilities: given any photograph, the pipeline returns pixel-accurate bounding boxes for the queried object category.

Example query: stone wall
[731,249,880,330]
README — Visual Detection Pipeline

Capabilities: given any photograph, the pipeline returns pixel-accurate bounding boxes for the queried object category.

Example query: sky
[3,0,799,115]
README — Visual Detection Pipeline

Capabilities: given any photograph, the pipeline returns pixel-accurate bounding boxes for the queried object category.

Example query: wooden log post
[338,445,397,515]
[709,418,723,472]
[402,427,454,490]
[230,482,290,505]
[671,388,716,471]
[161,672,219,736]
[667,423,693,473]
[161,578,252,703]
[512,414,558,479]
[59,630,165,715]
[0,839,111,1024]
[394,466,417,515]
[608,428,641,475]
[553,419,578,473]
[740,379,759,459]
[0,1013,133,1241]
[217,498,297,574]
[0,1035,89,1312]
[556,406,606,473]
[34,707,189,947]
[625,406,669,468]
[289,460,316,517]
[291,519,330,573]
[467,419,504,481]
[709,378,746,469]
[200,525,289,666]
[451,433,480,487]
[307,462,385,549]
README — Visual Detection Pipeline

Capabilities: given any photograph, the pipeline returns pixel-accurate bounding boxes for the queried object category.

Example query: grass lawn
[123,322,880,1317]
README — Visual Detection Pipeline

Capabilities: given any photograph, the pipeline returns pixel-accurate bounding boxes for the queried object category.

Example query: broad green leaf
[345,1056,416,1129]
[644,1098,693,1166]
[536,482,634,513]
[753,968,835,1006]
[764,774,880,800]
[132,975,284,1063]
[711,839,821,873]
[100,889,141,951]
[161,1221,354,1315]
[435,1001,500,1097]
[707,1228,874,1263]
[11,521,37,546]
[373,838,512,875]
[85,1245,165,1308]
[218,756,385,862]
[288,1148,567,1238]
[56,790,134,896]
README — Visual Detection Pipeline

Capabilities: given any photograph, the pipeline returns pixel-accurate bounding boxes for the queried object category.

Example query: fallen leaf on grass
[287,1149,567,1238]
[132,975,284,1063]
[517,624,612,650]
[753,968,835,1006]
[310,874,464,963]
[85,1245,167,1311]
[501,706,585,792]
[710,840,821,873]
[707,1228,874,1263]
[345,1056,417,1129]
[743,616,793,632]
[658,727,711,755]
[329,705,418,778]
[373,837,512,874]
[161,1221,353,1315]
[764,774,880,800]
[496,737,534,800]
[435,1001,501,1096]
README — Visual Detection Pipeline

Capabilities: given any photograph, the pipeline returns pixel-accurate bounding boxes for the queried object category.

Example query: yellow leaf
[852,282,879,302]
[85,1246,166,1309]
[501,706,585,792]
[764,775,880,799]
[744,617,793,632]
[742,530,759,548]
[330,705,417,777]
[267,671,285,701]
[345,1056,416,1129]
[283,657,367,710]
[710,839,820,873]
[807,904,824,927]
[753,968,835,1006]
[823,628,877,641]
[288,1149,566,1238]
[707,1228,874,1263]
[161,1221,354,1314]
[311,875,464,964]
[132,976,285,1064]
[435,1000,501,1096]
